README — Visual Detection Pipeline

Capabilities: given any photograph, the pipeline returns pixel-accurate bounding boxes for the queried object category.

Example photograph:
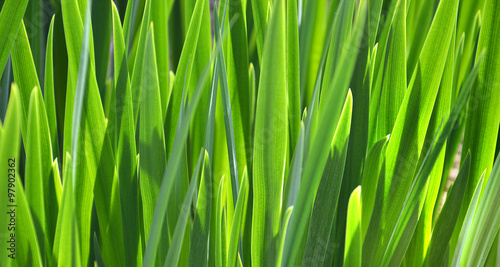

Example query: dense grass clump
[0,0,499,266]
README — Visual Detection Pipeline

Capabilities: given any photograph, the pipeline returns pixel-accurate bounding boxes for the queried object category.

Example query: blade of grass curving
[451,172,484,266]
[188,151,211,267]
[0,0,28,74]
[461,0,500,213]
[458,151,500,266]
[143,31,216,266]
[424,153,471,266]
[112,3,141,266]
[164,1,207,237]
[344,186,362,267]
[164,150,204,266]
[451,0,500,255]
[334,1,373,262]
[227,167,249,267]
[302,90,352,266]
[0,85,22,266]
[360,135,389,239]
[406,24,455,266]
[378,52,484,266]
[251,0,287,265]
[281,1,367,265]
[44,16,60,166]
[11,21,41,140]
[61,1,125,265]
[363,0,460,263]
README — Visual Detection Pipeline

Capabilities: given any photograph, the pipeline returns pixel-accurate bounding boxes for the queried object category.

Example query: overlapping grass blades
[1,0,500,266]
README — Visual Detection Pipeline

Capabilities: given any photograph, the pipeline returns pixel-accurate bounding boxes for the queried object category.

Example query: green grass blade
[151,0,170,120]
[282,1,367,264]
[424,153,471,266]
[139,23,168,266]
[227,167,250,267]
[220,0,252,182]
[215,175,226,267]
[11,21,41,140]
[25,87,53,264]
[164,150,204,266]
[276,206,293,267]
[90,0,111,96]
[376,52,483,266]
[142,30,216,267]
[163,0,207,238]
[15,172,44,266]
[68,2,90,265]
[458,152,500,266]
[360,135,389,239]
[344,186,362,267]
[283,122,305,210]
[461,0,500,211]
[299,0,327,108]
[187,0,211,179]
[302,90,352,266]
[55,153,81,267]
[129,0,151,122]
[451,0,500,249]
[0,85,22,266]
[189,151,212,267]
[249,0,268,59]
[61,1,122,265]
[251,0,287,265]
[451,172,484,266]
[286,0,300,159]
[363,0,460,262]
[378,0,406,138]
[214,5,240,205]
[0,0,28,74]
[249,63,255,127]
[406,23,456,266]
[112,2,141,266]
[44,15,60,166]
[164,0,206,158]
